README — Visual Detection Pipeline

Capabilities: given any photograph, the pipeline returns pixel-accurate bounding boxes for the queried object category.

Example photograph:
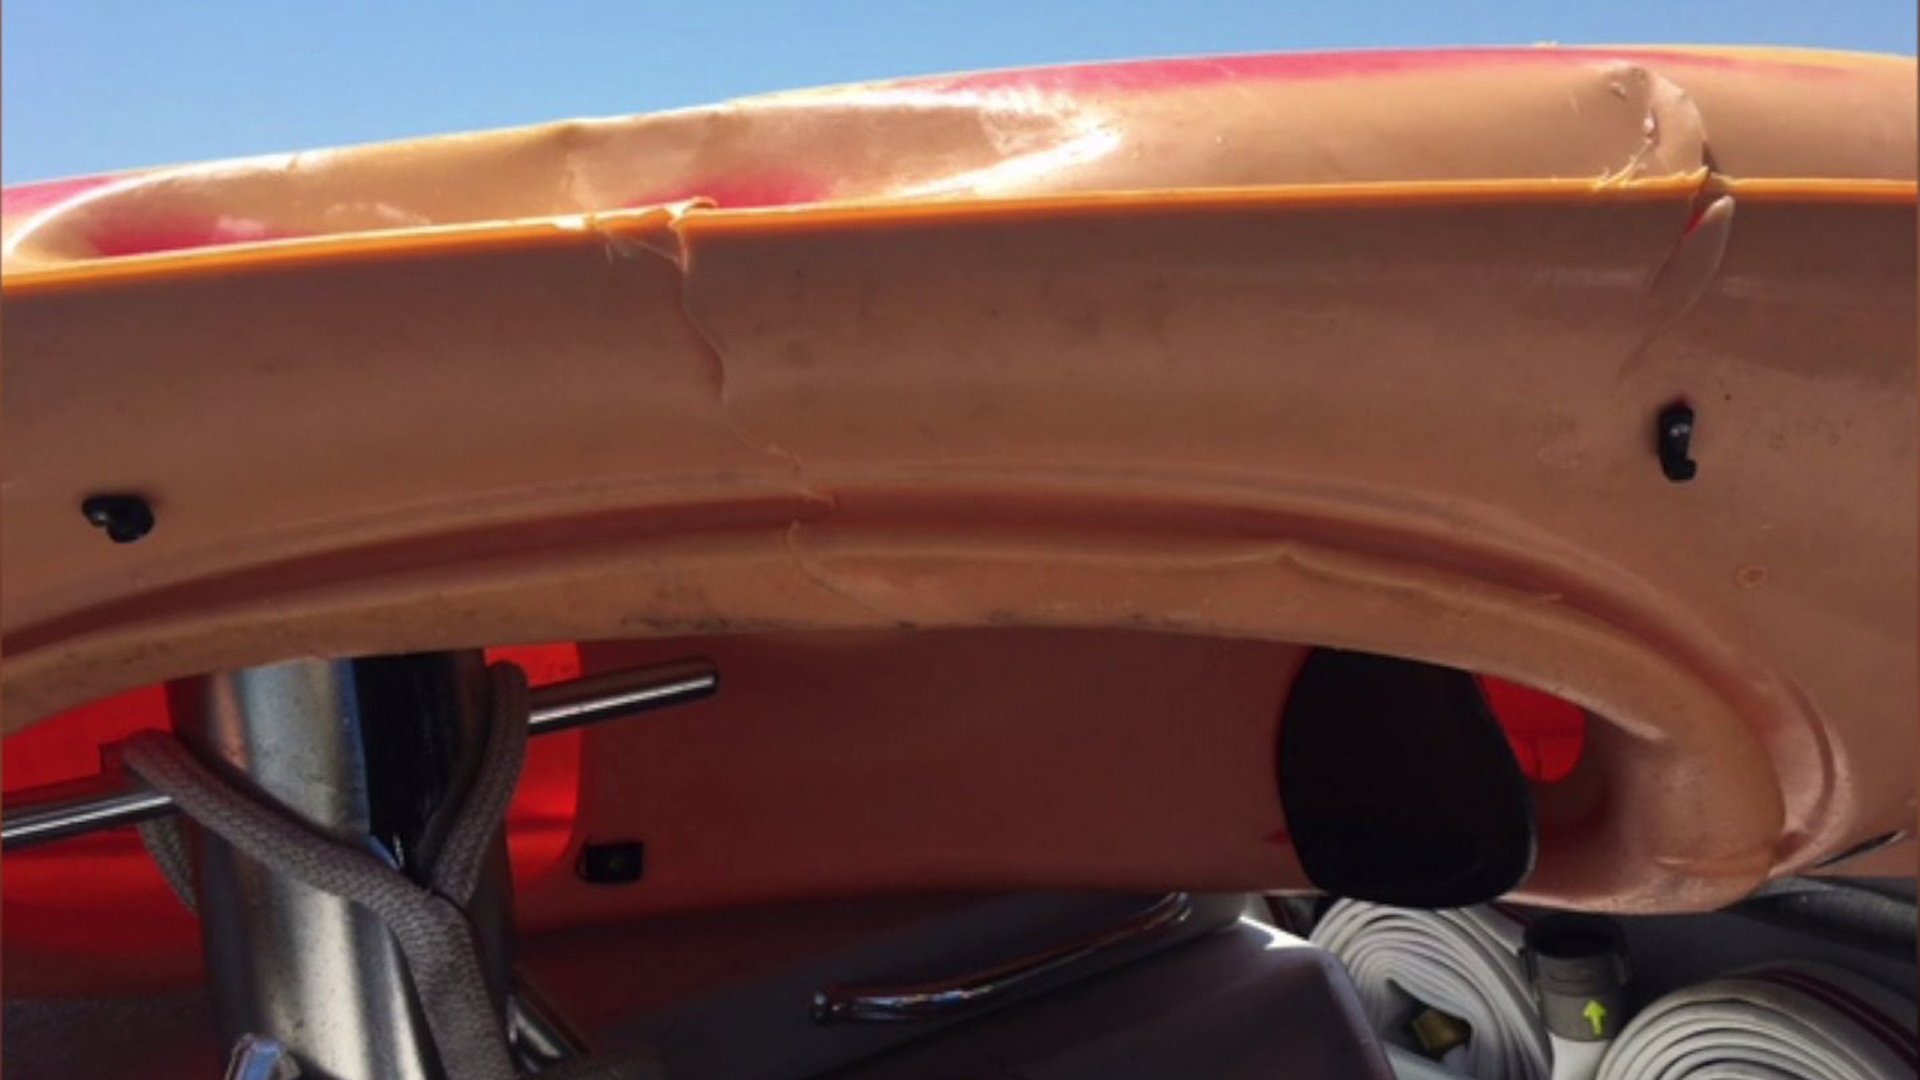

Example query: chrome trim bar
[812,892,1194,1024]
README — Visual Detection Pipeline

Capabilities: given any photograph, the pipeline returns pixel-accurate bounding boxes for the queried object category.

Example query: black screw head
[82,495,156,543]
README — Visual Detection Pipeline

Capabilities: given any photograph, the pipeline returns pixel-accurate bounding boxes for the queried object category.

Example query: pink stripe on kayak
[86,217,305,257]
[2,175,121,218]
[911,47,1844,95]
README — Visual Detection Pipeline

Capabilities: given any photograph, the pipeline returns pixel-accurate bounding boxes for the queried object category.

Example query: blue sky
[5,0,1915,184]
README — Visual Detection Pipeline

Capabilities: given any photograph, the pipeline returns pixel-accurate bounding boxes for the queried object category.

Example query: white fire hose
[1313,899,1917,1080]
[1311,901,1552,1080]
[1595,962,1917,1080]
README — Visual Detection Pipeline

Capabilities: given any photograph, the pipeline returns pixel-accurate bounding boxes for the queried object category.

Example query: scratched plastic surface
[4,47,1912,271]
[1,50,1913,999]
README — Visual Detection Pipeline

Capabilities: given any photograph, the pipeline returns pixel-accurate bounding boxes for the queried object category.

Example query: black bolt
[81,495,156,543]
[1656,403,1698,483]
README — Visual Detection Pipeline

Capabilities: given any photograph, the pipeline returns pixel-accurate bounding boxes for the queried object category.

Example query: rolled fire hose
[1595,962,1918,1080]
[1317,899,1917,1080]
[1311,900,1554,1080]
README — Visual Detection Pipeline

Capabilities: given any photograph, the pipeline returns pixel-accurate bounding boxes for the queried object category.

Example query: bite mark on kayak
[1646,192,1735,318]
[1623,186,1734,379]
[1609,65,1735,377]
[1591,64,1707,185]
[781,521,908,623]
[597,204,834,507]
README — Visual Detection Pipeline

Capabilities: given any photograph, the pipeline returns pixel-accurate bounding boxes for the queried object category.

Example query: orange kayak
[3,47,1913,1009]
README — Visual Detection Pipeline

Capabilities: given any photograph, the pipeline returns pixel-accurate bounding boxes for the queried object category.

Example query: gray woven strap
[122,663,531,1080]
[136,813,198,912]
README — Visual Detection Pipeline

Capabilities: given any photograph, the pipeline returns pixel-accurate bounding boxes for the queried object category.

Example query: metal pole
[170,652,511,1080]
[0,770,174,848]
[1,659,718,851]
[525,659,716,735]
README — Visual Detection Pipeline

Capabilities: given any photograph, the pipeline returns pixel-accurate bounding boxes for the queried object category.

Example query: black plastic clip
[1656,403,1697,483]
[576,840,645,885]
[82,494,156,543]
